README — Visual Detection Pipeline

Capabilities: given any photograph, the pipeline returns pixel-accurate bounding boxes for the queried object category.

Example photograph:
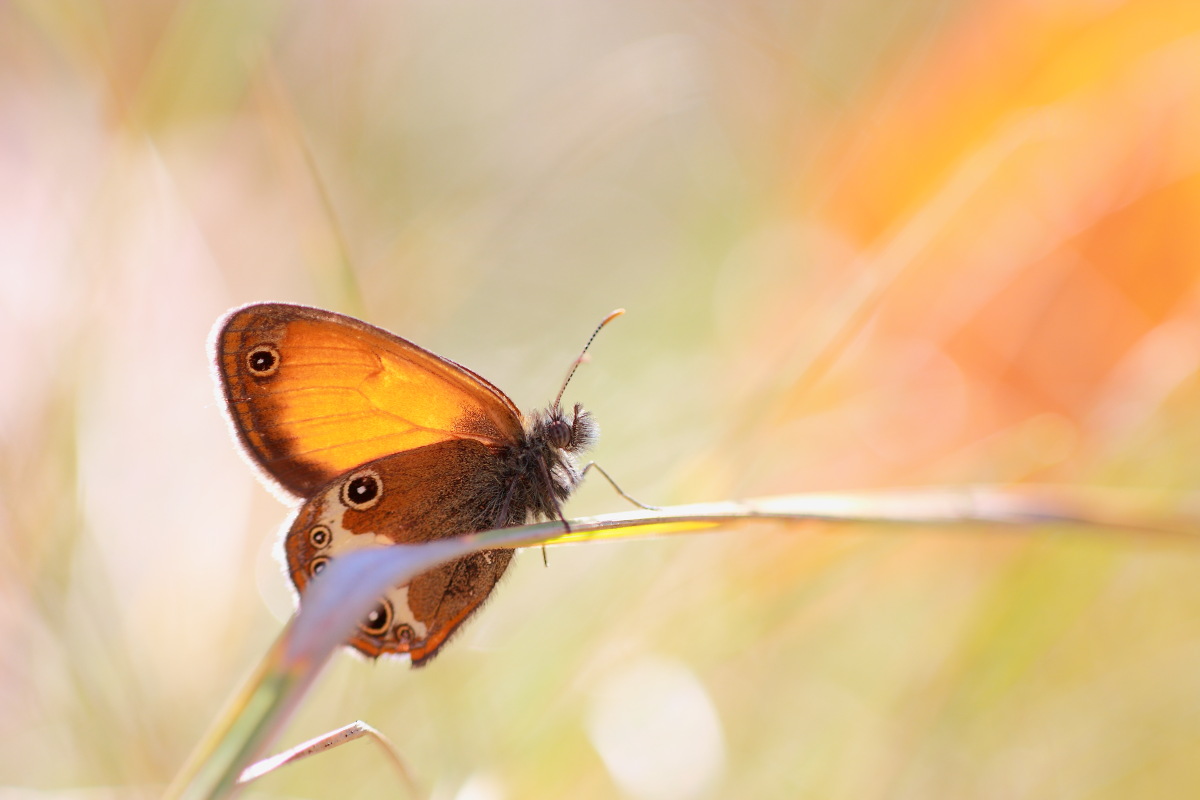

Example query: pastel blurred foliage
[4,0,1200,798]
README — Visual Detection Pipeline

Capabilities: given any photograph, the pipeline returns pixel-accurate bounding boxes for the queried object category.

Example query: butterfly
[213,302,621,665]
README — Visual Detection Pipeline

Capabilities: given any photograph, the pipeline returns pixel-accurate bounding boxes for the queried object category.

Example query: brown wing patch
[403,550,514,666]
[214,302,524,496]
[284,439,519,665]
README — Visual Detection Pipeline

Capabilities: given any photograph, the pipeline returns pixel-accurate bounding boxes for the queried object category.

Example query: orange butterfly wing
[214,302,525,497]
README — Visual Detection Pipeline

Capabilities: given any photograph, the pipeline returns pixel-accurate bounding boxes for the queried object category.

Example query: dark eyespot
[309,556,330,577]
[361,599,393,636]
[246,344,280,377]
[309,525,331,548]
[547,418,571,449]
[341,469,382,510]
[394,623,416,646]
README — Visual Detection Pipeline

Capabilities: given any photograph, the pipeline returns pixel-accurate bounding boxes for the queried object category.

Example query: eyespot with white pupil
[246,344,280,377]
[361,599,393,636]
[309,556,330,578]
[309,525,331,548]
[547,418,571,449]
[341,469,382,510]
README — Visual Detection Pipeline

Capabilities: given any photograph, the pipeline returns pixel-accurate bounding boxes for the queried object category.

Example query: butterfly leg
[238,720,417,795]
[580,461,659,510]
[532,458,570,567]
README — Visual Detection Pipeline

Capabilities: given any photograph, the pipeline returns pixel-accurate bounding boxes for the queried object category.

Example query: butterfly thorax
[496,402,597,525]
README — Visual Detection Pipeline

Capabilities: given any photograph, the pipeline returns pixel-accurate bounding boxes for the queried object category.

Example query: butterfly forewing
[216,303,524,496]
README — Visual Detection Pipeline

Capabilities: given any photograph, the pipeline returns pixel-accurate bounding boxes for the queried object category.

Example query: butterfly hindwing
[284,439,517,664]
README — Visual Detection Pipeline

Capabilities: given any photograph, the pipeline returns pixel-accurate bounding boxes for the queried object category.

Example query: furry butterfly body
[214,303,599,664]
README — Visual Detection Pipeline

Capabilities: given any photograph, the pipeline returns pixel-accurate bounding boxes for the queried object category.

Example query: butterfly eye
[361,598,393,636]
[246,344,281,377]
[309,556,330,578]
[547,418,571,449]
[341,469,382,510]
[309,525,332,548]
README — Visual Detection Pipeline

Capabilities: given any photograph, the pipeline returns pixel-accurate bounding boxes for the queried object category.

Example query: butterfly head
[533,401,598,454]
[535,307,623,456]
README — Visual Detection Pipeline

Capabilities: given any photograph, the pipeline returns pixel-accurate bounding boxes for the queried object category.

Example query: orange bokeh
[792,0,1200,480]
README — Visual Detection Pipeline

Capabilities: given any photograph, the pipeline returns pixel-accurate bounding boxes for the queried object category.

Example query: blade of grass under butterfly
[166,539,476,800]
[168,486,1200,798]
[537,486,1200,545]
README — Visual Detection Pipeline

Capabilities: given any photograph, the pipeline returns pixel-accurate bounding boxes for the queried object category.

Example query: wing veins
[262,426,506,463]
[247,410,387,431]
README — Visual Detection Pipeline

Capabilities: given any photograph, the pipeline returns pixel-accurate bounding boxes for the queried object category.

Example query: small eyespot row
[309,556,329,578]
[246,344,281,377]
[341,468,382,510]
[309,525,332,548]
[361,598,393,636]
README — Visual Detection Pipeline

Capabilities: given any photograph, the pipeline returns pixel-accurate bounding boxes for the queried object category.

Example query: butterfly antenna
[553,309,625,408]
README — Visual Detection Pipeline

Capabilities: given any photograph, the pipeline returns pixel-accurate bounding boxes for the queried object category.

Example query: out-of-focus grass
[4,1,1200,798]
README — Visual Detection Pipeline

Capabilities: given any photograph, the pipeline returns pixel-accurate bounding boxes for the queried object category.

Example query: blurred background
[5,0,1200,797]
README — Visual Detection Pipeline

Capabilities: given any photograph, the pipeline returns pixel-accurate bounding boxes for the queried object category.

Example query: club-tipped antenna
[553,308,625,409]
